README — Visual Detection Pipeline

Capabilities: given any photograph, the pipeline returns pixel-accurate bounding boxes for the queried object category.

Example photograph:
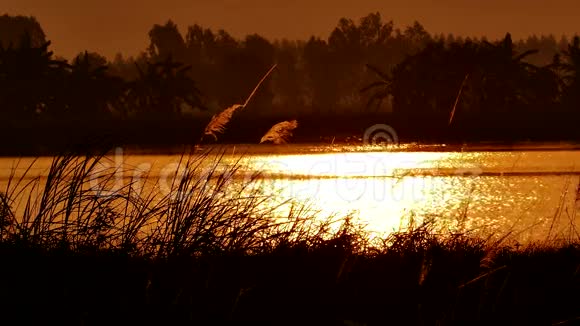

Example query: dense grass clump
[0,150,579,325]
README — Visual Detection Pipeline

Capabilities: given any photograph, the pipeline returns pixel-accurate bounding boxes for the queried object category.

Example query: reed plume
[203,104,243,141]
[202,64,277,142]
[260,120,298,144]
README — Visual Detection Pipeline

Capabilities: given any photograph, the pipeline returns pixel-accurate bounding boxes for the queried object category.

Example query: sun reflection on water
[1,146,579,243]
[230,149,578,241]
[232,152,476,232]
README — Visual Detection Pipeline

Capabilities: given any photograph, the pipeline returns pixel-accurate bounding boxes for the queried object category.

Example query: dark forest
[1,13,579,153]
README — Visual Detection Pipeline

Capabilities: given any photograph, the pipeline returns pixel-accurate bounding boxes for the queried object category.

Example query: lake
[2,143,580,244]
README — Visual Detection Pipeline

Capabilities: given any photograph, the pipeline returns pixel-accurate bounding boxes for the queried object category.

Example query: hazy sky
[3,0,579,59]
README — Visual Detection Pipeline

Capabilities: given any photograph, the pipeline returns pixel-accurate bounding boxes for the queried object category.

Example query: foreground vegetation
[0,150,579,324]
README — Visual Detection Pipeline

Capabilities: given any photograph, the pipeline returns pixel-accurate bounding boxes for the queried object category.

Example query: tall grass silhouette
[0,149,346,256]
[0,150,579,324]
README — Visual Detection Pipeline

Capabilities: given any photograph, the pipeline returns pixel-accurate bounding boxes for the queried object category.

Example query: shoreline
[3,141,580,158]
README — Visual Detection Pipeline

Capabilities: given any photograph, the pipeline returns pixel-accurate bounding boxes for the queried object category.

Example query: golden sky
[3,0,579,59]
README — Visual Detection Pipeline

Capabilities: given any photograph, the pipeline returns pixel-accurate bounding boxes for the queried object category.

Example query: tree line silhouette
[1,13,579,152]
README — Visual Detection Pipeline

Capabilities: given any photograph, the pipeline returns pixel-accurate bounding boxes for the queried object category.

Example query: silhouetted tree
[271,39,306,111]
[364,33,561,135]
[124,56,205,118]
[108,53,140,80]
[0,15,46,48]
[148,20,187,62]
[559,36,580,112]
[303,37,338,111]
[61,52,126,118]
[238,34,276,112]
[185,24,215,67]
[360,64,392,111]
[202,29,242,108]
[3,12,579,145]
[0,38,67,119]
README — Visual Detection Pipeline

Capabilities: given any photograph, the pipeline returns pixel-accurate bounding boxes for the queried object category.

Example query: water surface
[2,144,579,243]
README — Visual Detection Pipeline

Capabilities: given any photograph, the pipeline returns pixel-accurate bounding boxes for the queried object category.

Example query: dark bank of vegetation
[0,151,579,324]
[1,14,580,154]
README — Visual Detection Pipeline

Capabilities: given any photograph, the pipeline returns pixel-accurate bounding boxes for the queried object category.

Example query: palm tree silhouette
[360,64,392,111]
[63,51,125,118]
[556,36,580,110]
[124,56,206,118]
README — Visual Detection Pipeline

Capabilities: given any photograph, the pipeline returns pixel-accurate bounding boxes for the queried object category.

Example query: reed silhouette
[0,151,578,324]
[260,120,299,144]
[202,65,277,142]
